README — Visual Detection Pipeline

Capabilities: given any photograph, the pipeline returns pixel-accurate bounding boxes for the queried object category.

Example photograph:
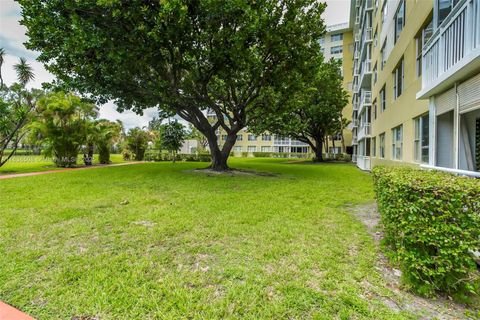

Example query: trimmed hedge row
[143,151,212,162]
[372,166,480,296]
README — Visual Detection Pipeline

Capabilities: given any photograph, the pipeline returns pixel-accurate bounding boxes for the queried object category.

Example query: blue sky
[0,0,350,129]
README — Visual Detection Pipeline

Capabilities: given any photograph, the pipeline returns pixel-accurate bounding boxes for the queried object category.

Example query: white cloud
[0,0,154,129]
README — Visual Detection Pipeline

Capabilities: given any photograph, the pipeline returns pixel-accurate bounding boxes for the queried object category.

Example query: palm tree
[0,48,5,89]
[14,57,35,86]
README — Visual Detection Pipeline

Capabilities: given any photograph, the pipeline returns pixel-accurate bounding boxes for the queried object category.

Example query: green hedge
[372,166,480,296]
[143,150,212,162]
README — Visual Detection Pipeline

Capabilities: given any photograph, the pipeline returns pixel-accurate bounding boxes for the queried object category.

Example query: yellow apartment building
[351,0,479,176]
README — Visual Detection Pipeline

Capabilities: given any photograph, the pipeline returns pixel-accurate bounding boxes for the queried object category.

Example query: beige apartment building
[215,23,355,156]
[351,0,480,176]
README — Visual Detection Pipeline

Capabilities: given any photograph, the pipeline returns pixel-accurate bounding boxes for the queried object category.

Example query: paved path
[0,301,35,320]
[0,162,142,180]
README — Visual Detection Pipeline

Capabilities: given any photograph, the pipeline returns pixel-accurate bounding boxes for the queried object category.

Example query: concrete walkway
[0,162,142,180]
[0,301,35,320]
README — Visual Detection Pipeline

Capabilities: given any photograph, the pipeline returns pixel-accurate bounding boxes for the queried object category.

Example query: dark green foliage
[251,60,348,161]
[159,121,187,162]
[125,128,149,161]
[18,0,326,170]
[372,166,480,296]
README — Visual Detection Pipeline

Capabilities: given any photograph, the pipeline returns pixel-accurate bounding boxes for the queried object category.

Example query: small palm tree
[14,57,35,87]
[0,47,5,88]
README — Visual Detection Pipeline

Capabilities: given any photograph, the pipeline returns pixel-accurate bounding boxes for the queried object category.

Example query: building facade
[350,0,479,175]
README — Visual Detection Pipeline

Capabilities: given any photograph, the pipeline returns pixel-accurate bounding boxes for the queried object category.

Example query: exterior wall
[370,0,432,167]
[351,0,433,169]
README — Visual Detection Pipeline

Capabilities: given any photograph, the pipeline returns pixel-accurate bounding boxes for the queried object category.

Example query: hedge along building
[212,23,355,156]
[350,0,480,175]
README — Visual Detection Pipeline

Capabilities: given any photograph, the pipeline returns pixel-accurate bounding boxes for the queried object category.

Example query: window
[261,146,271,152]
[393,57,404,99]
[373,99,378,119]
[373,28,378,47]
[394,0,405,43]
[379,133,385,158]
[414,114,429,163]
[381,0,388,24]
[415,18,433,77]
[380,41,387,70]
[380,85,386,111]
[437,0,461,27]
[247,146,256,152]
[372,137,377,157]
[261,134,271,141]
[373,63,378,84]
[248,134,256,141]
[331,33,343,42]
[330,46,343,54]
[222,134,228,141]
[236,134,243,141]
[234,146,242,152]
[319,37,325,45]
[392,125,403,160]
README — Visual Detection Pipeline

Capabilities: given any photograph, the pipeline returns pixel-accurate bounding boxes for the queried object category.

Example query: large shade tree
[251,59,348,162]
[18,0,325,171]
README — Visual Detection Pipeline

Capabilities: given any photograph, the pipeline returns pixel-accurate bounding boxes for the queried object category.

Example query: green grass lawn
[0,158,416,319]
[0,154,125,175]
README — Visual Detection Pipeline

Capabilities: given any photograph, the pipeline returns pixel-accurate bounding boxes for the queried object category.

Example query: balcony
[357,123,371,141]
[364,27,373,43]
[352,137,358,145]
[358,90,372,114]
[352,154,357,162]
[356,155,371,171]
[418,0,480,99]
[352,119,359,127]
[359,59,372,87]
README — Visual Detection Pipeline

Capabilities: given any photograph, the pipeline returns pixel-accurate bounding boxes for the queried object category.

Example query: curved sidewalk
[0,162,142,180]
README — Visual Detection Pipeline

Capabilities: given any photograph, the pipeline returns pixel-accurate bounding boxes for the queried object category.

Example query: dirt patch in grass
[350,202,479,319]
[190,168,278,177]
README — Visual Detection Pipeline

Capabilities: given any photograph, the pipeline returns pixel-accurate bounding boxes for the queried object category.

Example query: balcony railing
[352,119,359,127]
[421,0,480,92]
[364,27,373,42]
[359,59,372,84]
[356,155,371,171]
[358,91,372,114]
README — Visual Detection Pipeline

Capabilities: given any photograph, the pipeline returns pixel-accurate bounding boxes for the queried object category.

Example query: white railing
[361,90,372,105]
[357,122,371,140]
[422,0,480,89]
[356,155,371,171]
[363,123,371,135]
[352,119,359,127]
[360,59,372,83]
[420,164,480,177]
[364,27,373,42]
[352,154,358,162]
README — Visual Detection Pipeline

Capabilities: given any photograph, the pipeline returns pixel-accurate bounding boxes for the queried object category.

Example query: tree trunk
[313,136,324,162]
[205,131,235,171]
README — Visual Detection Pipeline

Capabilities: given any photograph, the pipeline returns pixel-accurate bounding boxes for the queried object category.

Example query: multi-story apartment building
[214,23,355,156]
[350,0,479,175]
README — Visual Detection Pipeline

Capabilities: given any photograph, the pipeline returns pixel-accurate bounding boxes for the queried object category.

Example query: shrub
[252,152,273,158]
[372,166,480,296]
[122,149,132,161]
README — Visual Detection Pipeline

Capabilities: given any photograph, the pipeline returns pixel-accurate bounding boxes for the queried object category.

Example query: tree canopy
[18,0,326,170]
[251,59,348,161]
